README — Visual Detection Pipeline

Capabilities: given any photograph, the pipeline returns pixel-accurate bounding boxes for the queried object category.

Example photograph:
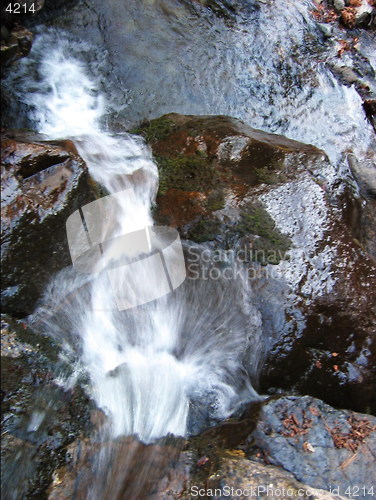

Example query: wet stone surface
[1,131,99,316]
[1,314,95,500]
[246,396,376,498]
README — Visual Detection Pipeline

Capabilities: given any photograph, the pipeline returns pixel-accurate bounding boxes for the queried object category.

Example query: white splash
[20,36,261,442]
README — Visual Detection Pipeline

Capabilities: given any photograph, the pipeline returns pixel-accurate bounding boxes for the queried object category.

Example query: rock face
[0,1,46,75]
[247,396,376,498]
[0,25,33,74]
[179,395,376,500]
[136,113,376,415]
[347,153,376,259]
[1,314,95,500]
[1,131,99,316]
[41,394,375,500]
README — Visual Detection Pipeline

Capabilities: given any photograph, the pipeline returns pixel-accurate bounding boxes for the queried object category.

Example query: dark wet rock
[1,314,95,500]
[347,153,376,259]
[0,25,33,74]
[0,0,46,75]
[363,99,376,132]
[1,131,99,316]
[21,0,80,27]
[0,0,44,27]
[246,396,376,497]
[260,233,376,414]
[138,113,376,415]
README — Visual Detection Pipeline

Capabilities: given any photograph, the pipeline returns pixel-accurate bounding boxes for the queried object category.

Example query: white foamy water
[16,36,261,442]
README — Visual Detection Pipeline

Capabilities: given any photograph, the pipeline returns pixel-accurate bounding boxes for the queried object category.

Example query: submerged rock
[1,131,99,316]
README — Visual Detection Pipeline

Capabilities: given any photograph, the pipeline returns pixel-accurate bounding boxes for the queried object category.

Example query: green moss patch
[155,154,219,195]
[130,116,176,143]
[204,190,226,211]
[254,167,280,185]
[236,204,291,264]
[186,219,222,243]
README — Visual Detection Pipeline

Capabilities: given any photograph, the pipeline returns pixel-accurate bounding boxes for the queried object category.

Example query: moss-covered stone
[204,189,226,211]
[130,115,176,144]
[155,153,219,195]
[254,166,282,185]
[237,204,291,264]
[131,114,321,259]
[186,219,222,243]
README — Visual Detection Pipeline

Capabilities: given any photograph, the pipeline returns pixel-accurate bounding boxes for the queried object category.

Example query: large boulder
[134,113,324,251]
[1,131,99,316]
[246,396,376,497]
[135,113,376,415]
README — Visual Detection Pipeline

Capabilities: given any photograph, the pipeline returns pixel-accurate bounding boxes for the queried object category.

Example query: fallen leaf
[309,406,320,416]
[197,456,209,467]
[303,441,315,453]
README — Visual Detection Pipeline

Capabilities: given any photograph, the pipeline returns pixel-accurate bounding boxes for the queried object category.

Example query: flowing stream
[13,36,262,443]
[2,0,375,494]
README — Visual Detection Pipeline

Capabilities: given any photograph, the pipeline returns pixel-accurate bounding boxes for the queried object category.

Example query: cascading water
[14,34,262,444]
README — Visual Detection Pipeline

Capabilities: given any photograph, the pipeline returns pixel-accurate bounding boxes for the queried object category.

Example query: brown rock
[0,26,33,73]
[1,131,99,316]
[206,457,347,500]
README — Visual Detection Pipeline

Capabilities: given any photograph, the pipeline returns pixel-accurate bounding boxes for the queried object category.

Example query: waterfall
[16,34,262,443]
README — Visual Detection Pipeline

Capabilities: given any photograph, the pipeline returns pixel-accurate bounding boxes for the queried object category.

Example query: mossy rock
[132,113,323,257]
[236,204,291,264]
[155,153,220,196]
[185,203,291,264]
[185,219,222,243]
[130,115,175,144]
